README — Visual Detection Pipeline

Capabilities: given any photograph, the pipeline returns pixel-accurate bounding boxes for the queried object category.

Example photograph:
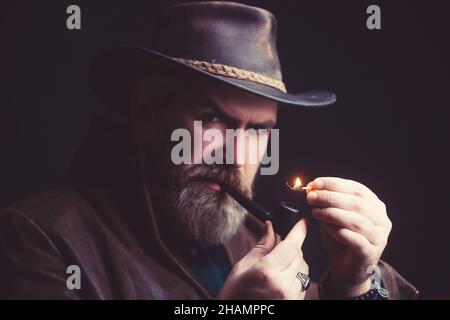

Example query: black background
[1,0,449,299]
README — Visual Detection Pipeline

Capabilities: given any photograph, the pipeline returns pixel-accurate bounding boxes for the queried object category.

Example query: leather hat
[90,1,336,113]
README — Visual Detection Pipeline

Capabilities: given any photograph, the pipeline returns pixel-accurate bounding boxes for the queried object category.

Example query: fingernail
[308,191,317,201]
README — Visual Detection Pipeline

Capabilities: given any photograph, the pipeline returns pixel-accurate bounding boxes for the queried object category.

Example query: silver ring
[296,272,310,291]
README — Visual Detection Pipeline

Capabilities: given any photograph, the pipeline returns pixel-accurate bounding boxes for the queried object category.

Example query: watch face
[376,287,390,299]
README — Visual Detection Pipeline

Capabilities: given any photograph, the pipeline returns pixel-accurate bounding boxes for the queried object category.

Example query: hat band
[174,58,287,93]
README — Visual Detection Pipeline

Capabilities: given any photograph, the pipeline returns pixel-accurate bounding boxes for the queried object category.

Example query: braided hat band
[174,58,287,93]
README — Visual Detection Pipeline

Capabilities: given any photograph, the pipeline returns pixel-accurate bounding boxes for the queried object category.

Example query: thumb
[255,220,277,254]
[237,221,276,271]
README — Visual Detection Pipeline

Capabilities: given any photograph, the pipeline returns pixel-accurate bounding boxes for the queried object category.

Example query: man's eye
[200,113,221,123]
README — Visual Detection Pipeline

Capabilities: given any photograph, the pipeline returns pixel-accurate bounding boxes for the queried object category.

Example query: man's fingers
[307,190,385,225]
[324,223,376,258]
[312,177,380,205]
[312,207,382,245]
[282,218,308,251]
[253,220,277,256]
[267,219,308,268]
[285,256,309,299]
[238,221,276,272]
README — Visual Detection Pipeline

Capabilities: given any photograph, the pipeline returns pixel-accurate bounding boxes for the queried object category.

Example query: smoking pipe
[219,182,306,239]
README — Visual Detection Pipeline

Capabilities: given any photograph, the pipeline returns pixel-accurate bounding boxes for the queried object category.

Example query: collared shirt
[182,244,232,296]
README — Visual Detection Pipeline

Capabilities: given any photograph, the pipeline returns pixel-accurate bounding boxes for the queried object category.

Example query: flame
[287,177,303,190]
[293,177,302,189]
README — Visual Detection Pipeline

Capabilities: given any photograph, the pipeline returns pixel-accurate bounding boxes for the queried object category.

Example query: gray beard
[171,180,247,244]
[139,133,253,245]
[162,164,253,245]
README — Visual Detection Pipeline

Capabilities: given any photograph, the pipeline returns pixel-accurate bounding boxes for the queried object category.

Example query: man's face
[134,77,278,244]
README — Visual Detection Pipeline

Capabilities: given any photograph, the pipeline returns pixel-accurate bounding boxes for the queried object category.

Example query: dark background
[1,0,449,299]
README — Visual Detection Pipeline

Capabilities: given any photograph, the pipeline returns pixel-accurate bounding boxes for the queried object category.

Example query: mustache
[180,164,251,197]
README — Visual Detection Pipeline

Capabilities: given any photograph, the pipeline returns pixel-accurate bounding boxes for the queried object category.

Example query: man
[0,2,418,299]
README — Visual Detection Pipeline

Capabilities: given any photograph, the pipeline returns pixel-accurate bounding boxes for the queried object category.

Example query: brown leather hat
[90,1,336,113]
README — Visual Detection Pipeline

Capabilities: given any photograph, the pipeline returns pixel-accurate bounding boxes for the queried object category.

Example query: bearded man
[0,2,418,299]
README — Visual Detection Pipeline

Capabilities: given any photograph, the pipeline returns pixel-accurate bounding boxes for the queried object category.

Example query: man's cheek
[202,130,225,165]
[259,130,279,176]
[245,164,260,188]
[256,134,270,164]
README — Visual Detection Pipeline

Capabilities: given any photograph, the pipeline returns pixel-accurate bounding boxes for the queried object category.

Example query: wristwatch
[352,278,390,300]
[319,268,390,300]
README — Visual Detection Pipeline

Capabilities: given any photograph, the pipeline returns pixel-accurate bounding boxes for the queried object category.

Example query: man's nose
[222,132,246,169]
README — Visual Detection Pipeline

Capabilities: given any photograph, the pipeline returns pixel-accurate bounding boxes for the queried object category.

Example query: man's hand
[307,177,392,297]
[217,219,309,300]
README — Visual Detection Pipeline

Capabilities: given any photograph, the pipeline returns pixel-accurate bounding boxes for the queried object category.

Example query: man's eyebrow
[249,118,276,129]
[199,99,239,126]
[199,98,276,129]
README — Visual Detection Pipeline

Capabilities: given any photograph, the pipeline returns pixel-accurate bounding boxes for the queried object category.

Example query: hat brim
[90,46,337,113]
